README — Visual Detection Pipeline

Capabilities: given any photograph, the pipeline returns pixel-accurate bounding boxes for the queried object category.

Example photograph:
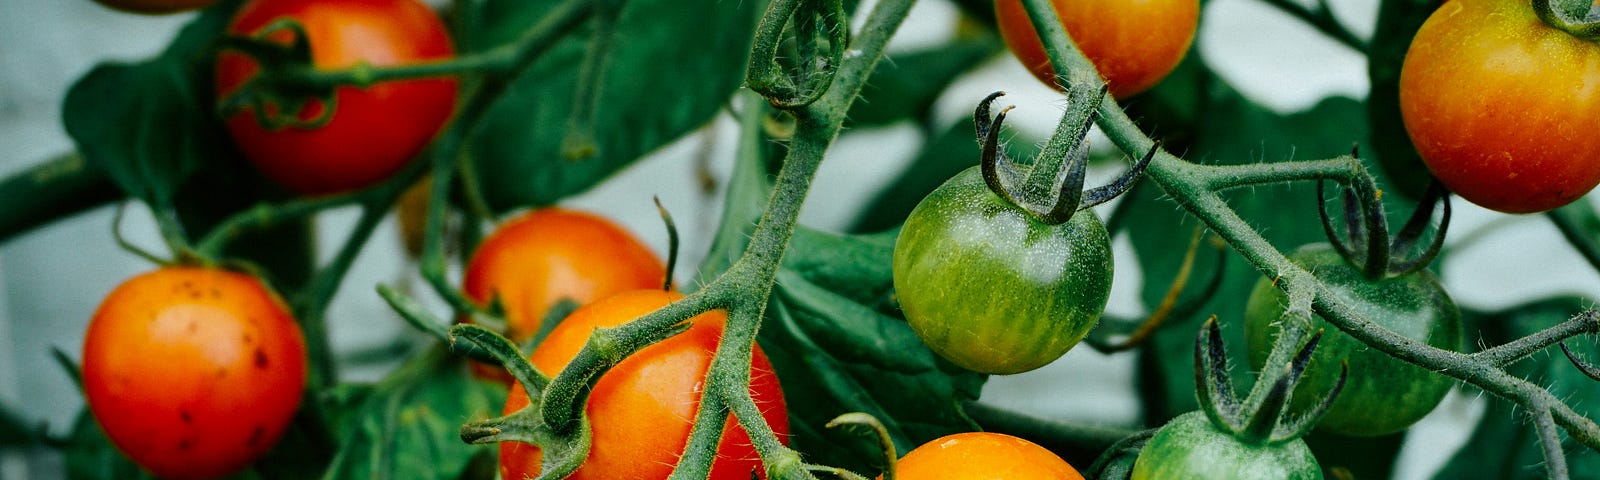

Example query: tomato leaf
[1366,0,1440,199]
[457,0,765,212]
[62,410,156,480]
[1433,297,1600,480]
[321,346,503,480]
[761,227,985,476]
[846,37,1002,128]
[61,2,244,209]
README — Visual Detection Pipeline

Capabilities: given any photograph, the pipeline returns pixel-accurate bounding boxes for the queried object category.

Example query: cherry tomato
[91,0,215,14]
[893,166,1113,375]
[215,0,458,195]
[1244,244,1461,437]
[82,267,307,480]
[1399,0,1600,213]
[498,290,788,480]
[463,208,664,339]
[894,431,1084,479]
[995,0,1199,98]
[1132,411,1322,479]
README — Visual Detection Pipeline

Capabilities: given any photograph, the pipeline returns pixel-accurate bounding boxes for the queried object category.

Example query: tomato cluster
[83,267,307,479]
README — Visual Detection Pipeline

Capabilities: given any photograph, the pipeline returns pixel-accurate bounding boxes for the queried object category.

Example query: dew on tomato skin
[247,425,265,447]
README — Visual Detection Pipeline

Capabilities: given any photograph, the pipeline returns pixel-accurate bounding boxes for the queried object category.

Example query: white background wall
[1,0,1597,478]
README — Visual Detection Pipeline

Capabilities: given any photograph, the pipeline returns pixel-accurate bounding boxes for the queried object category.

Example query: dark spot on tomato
[248,425,266,446]
[178,437,195,450]
[256,349,269,369]
[180,410,192,423]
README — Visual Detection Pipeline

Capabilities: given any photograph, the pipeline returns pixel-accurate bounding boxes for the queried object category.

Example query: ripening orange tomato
[995,0,1199,98]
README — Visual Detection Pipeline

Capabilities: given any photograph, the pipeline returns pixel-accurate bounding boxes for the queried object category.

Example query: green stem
[1474,311,1600,366]
[1533,0,1600,41]
[1258,0,1369,53]
[0,153,122,246]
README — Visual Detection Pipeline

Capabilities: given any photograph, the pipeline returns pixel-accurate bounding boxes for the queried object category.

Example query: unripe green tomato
[1132,411,1322,480]
[892,166,1112,375]
[1244,244,1462,436]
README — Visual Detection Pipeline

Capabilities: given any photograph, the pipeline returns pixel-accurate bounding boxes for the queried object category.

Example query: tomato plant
[894,431,1084,479]
[1131,411,1322,480]
[214,0,458,195]
[893,165,1112,375]
[497,289,788,480]
[1244,244,1462,437]
[91,0,215,14]
[81,267,307,480]
[994,0,1199,97]
[1399,0,1600,213]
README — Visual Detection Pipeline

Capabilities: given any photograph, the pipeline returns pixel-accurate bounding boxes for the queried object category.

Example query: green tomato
[1133,411,1322,480]
[892,165,1112,375]
[1244,244,1462,436]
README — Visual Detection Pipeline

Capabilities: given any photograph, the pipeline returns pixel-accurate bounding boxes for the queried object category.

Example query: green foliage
[846,37,1002,128]
[762,227,985,476]
[457,0,767,212]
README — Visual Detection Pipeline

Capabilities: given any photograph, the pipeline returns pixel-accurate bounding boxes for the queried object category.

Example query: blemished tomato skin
[893,166,1112,375]
[1399,0,1600,213]
[498,290,788,480]
[92,0,215,14]
[1132,412,1322,480]
[82,267,307,480]
[995,0,1199,98]
[463,208,665,343]
[893,432,1084,479]
[1244,244,1461,437]
[215,0,458,195]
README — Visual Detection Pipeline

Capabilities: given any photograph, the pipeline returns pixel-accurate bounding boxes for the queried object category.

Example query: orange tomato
[995,0,1199,98]
[82,267,306,480]
[498,290,788,480]
[894,432,1084,480]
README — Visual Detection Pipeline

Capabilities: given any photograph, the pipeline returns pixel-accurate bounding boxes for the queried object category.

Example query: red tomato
[894,431,1084,479]
[995,0,1199,98]
[1399,0,1600,213]
[82,267,306,480]
[498,290,789,480]
[215,0,458,195]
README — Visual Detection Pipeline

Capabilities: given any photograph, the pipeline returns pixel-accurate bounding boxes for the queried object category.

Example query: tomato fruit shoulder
[893,165,1112,375]
[894,431,1083,479]
[82,267,307,480]
[498,289,788,480]
[1243,244,1461,437]
[215,0,459,195]
[1132,411,1322,479]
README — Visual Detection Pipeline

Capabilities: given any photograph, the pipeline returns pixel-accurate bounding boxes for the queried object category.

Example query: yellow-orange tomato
[92,0,215,14]
[1399,0,1600,213]
[498,290,788,480]
[893,432,1084,479]
[82,267,306,480]
[995,0,1199,98]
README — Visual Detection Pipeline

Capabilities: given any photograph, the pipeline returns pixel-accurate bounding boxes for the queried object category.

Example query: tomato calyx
[1194,316,1348,446]
[1532,0,1600,41]
[215,19,341,130]
[1316,170,1452,280]
[974,90,1154,225]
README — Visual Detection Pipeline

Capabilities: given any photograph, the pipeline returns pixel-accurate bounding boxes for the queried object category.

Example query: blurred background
[2,0,1597,478]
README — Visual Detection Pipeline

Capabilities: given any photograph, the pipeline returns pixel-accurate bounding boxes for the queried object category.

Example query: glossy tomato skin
[463,208,665,342]
[216,0,458,195]
[995,0,1199,98]
[82,267,307,480]
[92,0,215,14]
[1400,0,1600,213]
[1244,244,1461,437]
[894,432,1084,479]
[1132,411,1322,480]
[498,290,788,480]
[893,166,1112,375]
